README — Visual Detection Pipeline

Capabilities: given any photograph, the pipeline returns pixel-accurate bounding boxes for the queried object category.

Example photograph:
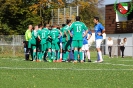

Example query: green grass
[0,54,133,88]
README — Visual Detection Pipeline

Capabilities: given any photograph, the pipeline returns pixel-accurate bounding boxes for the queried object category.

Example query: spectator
[107,37,113,58]
[120,38,127,58]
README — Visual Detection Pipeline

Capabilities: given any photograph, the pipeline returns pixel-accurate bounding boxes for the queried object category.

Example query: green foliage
[0,0,105,34]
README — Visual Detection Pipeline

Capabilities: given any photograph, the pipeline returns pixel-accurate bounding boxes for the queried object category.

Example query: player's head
[34,25,38,30]
[66,19,71,25]
[28,25,33,30]
[38,24,43,29]
[76,16,80,21]
[62,24,66,27]
[93,17,99,24]
[52,24,57,29]
[57,25,60,30]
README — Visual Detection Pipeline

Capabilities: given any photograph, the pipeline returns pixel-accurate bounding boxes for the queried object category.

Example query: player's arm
[64,31,68,41]
[68,30,72,37]
[98,24,105,36]
[83,23,88,37]
[58,29,62,38]
[69,23,73,37]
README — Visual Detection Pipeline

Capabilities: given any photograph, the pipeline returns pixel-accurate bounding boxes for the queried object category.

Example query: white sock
[98,51,103,61]
[60,53,62,59]
[87,51,90,60]
[82,51,84,60]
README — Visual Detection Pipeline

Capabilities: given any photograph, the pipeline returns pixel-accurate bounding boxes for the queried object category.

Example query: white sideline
[0,67,133,71]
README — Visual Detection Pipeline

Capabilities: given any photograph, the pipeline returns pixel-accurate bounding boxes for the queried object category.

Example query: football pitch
[0,55,133,88]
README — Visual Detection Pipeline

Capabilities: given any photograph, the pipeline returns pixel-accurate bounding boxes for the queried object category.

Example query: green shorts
[46,41,51,49]
[72,40,83,48]
[40,43,47,51]
[51,41,59,50]
[62,40,71,51]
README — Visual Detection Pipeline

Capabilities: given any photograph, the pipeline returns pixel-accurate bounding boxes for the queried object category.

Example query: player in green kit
[50,24,62,62]
[62,19,72,62]
[69,16,88,63]
[38,24,50,61]
[46,25,52,62]
[36,24,43,62]
[28,25,38,61]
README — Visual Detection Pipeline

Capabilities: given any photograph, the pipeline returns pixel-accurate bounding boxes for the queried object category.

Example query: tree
[67,0,105,28]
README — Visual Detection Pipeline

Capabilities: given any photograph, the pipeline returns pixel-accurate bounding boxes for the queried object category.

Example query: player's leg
[85,44,91,62]
[59,42,63,61]
[32,46,37,61]
[82,45,85,62]
[65,40,71,62]
[62,42,67,61]
[51,42,56,62]
[78,40,83,62]
[55,42,61,62]
[72,40,78,62]
[47,41,52,62]
[96,39,103,62]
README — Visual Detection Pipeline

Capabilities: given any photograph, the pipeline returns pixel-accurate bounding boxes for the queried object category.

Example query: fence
[0,35,133,58]
[0,35,24,57]
[51,6,78,25]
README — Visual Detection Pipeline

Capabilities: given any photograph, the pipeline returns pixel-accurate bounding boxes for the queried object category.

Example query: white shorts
[60,43,62,49]
[96,39,103,48]
[82,44,89,51]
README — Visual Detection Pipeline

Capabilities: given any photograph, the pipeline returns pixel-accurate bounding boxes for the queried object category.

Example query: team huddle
[24,16,105,63]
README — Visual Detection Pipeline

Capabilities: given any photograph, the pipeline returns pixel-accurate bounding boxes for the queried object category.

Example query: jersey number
[76,26,81,32]
[42,33,45,38]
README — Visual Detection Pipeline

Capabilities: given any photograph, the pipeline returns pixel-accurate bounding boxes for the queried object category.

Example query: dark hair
[66,19,71,24]
[94,17,99,22]
[62,24,66,27]
[38,24,43,28]
[76,16,80,21]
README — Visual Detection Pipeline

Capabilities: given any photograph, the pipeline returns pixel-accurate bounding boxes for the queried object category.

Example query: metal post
[58,8,60,25]
[64,8,66,24]
[77,5,79,16]
[51,9,53,25]
[70,7,72,19]
[13,35,15,57]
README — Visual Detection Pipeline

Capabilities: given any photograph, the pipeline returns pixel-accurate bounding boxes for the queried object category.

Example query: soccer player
[93,17,105,63]
[25,25,32,60]
[50,24,62,62]
[36,24,43,61]
[82,30,92,62]
[46,26,52,62]
[38,24,50,61]
[28,25,38,61]
[62,20,72,62]
[57,25,63,61]
[69,16,88,63]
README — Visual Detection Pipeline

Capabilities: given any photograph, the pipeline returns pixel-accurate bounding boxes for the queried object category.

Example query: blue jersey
[83,30,92,45]
[59,35,62,43]
[94,23,104,40]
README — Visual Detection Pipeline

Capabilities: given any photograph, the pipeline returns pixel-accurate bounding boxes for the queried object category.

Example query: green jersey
[61,26,66,42]
[65,25,71,40]
[38,28,49,44]
[50,28,60,42]
[39,28,49,39]
[31,30,38,40]
[70,21,87,40]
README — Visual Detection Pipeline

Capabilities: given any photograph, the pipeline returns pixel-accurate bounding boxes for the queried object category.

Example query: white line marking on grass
[0,67,133,71]
[100,62,133,67]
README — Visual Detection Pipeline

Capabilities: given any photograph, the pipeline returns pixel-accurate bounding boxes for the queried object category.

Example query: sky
[103,0,130,5]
